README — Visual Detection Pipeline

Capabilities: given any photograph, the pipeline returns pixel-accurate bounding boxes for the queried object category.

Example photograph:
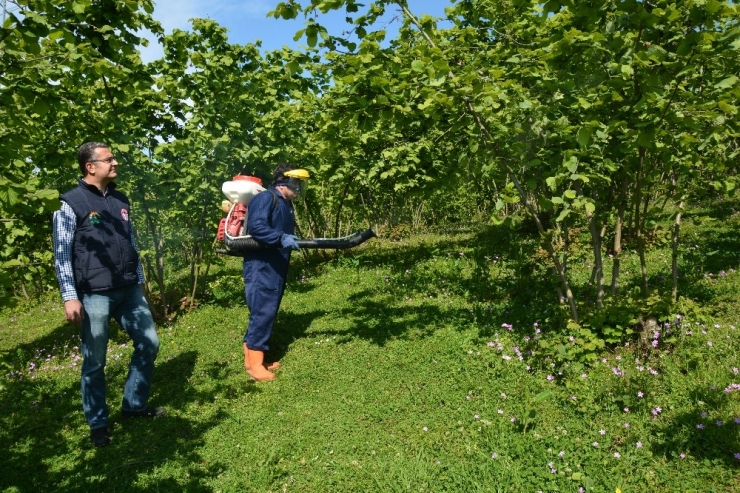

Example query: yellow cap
[284,169,310,180]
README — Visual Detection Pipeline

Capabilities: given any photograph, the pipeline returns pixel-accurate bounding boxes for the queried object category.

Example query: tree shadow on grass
[677,227,740,306]
[0,320,82,377]
[202,223,549,349]
[0,350,226,492]
[286,221,564,346]
[197,263,324,307]
[280,288,480,347]
[650,385,740,466]
[317,229,479,273]
[683,197,740,222]
[269,309,326,361]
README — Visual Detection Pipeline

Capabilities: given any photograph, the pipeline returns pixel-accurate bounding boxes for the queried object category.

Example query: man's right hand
[64,299,85,325]
[280,234,300,251]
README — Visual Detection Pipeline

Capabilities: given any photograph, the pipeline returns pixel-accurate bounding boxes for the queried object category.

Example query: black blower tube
[296,228,376,249]
[217,228,376,256]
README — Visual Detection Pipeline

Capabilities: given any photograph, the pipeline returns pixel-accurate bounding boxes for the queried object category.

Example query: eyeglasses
[90,157,117,164]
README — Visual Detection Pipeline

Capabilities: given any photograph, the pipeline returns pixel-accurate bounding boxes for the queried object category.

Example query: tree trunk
[577,184,604,308]
[135,185,168,318]
[189,262,200,312]
[197,242,215,309]
[588,225,607,288]
[589,217,604,309]
[334,176,353,238]
[19,279,29,299]
[611,170,629,295]
[556,221,568,302]
[672,201,684,302]
[123,163,168,318]
[509,172,578,321]
[634,148,649,296]
[187,200,211,308]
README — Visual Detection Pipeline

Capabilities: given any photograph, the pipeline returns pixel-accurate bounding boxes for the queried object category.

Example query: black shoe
[121,407,167,419]
[91,427,111,447]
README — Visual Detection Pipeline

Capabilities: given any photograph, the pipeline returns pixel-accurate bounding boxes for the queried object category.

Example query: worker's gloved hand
[280,234,300,251]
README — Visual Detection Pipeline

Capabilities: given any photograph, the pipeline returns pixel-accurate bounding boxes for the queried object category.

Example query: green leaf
[566,157,578,173]
[286,61,300,76]
[564,190,576,199]
[432,59,449,73]
[0,186,21,206]
[411,60,425,72]
[718,101,737,114]
[637,130,654,147]
[714,76,737,89]
[577,97,591,109]
[532,390,553,402]
[577,126,593,148]
[307,32,318,47]
[429,73,446,87]
[33,98,50,116]
[556,208,571,222]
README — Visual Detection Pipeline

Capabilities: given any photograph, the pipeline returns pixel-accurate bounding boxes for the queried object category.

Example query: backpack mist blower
[215,174,376,255]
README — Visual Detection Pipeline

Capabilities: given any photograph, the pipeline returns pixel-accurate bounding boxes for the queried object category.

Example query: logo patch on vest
[88,211,102,226]
[121,209,129,221]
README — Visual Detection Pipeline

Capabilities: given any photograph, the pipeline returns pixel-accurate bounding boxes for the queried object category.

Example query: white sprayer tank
[222,176,265,205]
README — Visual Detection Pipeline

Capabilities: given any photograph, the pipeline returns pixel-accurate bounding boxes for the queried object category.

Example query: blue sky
[141,0,454,62]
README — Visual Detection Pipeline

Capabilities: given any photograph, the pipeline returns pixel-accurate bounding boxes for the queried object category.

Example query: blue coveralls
[242,187,295,351]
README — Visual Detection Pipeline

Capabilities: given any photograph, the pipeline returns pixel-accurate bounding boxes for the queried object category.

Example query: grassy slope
[1,208,739,492]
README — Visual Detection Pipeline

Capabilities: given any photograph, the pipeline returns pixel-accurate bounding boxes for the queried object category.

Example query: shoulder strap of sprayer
[267,189,279,227]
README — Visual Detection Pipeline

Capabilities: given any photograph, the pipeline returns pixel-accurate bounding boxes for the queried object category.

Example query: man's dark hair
[77,142,109,176]
[272,162,295,184]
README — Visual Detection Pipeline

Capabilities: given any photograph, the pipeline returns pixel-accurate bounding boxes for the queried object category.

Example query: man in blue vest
[53,142,165,448]
[242,164,309,381]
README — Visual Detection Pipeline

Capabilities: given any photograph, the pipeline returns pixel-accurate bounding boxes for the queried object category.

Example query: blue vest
[60,180,140,292]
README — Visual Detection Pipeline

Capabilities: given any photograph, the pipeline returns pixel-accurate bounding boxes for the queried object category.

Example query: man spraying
[242,163,309,381]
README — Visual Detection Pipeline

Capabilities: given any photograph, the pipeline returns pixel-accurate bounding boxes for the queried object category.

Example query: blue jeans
[80,285,159,430]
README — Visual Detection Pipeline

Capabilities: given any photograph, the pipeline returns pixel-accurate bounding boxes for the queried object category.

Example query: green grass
[2,210,740,492]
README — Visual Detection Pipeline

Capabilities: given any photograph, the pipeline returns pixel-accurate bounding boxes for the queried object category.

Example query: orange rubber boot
[244,342,280,371]
[247,348,276,381]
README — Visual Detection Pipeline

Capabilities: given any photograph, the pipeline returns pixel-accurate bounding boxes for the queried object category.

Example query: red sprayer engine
[217,175,264,243]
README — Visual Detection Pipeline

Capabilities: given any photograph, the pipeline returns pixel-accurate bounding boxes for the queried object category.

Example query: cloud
[135,0,448,63]
[138,0,273,63]
[138,0,200,63]
[152,0,271,29]
[151,0,203,32]
[210,0,273,20]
